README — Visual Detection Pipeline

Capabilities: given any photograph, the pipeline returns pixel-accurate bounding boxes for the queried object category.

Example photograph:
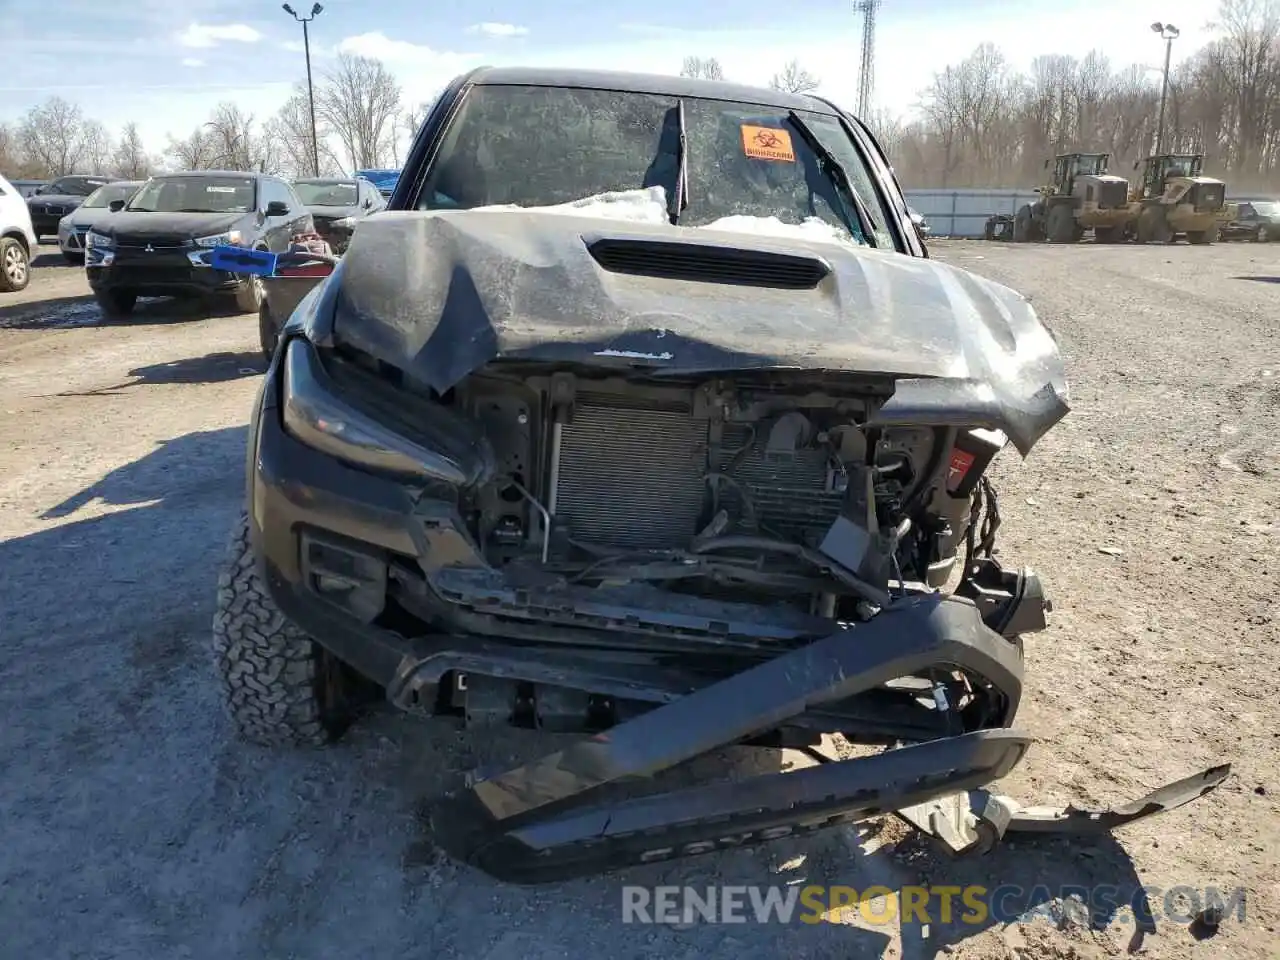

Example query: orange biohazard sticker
[741,124,796,162]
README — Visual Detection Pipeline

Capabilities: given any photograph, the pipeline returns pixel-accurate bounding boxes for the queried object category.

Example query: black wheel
[211,513,364,747]
[258,302,280,361]
[1012,206,1032,242]
[93,288,137,318]
[1136,206,1172,244]
[1047,204,1076,243]
[62,250,85,266]
[1094,226,1119,244]
[0,236,30,292]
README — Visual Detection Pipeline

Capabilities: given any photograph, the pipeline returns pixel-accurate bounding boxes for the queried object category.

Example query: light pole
[283,3,323,177]
[1151,21,1180,155]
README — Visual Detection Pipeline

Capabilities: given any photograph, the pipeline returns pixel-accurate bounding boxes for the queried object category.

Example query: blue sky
[2,0,1219,157]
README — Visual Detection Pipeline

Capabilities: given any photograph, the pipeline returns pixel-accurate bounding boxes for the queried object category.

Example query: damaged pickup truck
[214,66,1229,883]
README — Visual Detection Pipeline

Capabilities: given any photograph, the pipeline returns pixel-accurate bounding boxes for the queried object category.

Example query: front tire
[93,288,137,318]
[0,236,30,292]
[1047,204,1076,243]
[258,302,280,361]
[234,273,265,314]
[211,513,358,747]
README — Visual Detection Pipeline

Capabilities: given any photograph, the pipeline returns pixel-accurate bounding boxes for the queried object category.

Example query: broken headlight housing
[280,337,474,485]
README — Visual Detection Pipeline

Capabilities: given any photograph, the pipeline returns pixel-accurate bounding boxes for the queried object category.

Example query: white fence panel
[904,188,1041,238]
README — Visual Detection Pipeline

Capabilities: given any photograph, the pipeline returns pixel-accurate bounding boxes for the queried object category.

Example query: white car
[0,173,38,292]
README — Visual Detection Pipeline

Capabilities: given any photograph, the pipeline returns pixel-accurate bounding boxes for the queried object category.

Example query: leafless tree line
[1,52,427,181]
[874,0,1280,190]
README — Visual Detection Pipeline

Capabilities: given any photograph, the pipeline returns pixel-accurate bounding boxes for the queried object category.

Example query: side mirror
[363,197,373,208]
[265,200,290,217]
[1043,159,1049,169]
[108,199,125,213]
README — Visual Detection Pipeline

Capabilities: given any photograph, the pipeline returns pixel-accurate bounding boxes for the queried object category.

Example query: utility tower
[854,0,881,118]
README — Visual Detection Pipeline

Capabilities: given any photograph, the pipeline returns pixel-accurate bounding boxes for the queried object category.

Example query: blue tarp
[355,168,400,196]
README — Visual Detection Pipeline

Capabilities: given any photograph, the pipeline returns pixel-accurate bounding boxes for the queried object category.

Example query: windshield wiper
[786,110,879,248]
[669,99,689,225]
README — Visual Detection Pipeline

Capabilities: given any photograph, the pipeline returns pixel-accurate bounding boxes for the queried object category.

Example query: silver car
[57,180,145,263]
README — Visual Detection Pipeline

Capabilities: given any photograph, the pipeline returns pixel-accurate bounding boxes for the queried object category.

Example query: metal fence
[904,188,1041,238]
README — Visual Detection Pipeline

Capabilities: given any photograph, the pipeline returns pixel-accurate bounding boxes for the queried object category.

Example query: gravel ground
[1,240,1276,960]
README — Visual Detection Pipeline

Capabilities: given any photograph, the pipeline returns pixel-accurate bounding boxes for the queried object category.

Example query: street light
[283,3,324,177]
[1151,21,1180,155]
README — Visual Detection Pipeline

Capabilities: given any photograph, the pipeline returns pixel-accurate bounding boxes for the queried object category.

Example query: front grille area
[587,237,830,289]
[115,234,191,250]
[1097,180,1128,210]
[43,205,65,216]
[551,393,842,550]
[101,265,195,285]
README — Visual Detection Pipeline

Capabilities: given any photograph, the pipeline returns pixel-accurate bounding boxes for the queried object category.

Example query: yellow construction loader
[1127,154,1233,245]
[1011,153,1134,244]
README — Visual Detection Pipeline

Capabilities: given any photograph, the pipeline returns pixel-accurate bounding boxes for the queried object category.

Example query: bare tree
[769,60,820,94]
[16,97,85,177]
[200,102,277,172]
[79,120,113,173]
[265,86,344,178]
[165,127,216,171]
[0,122,16,175]
[112,123,152,179]
[315,53,403,170]
[680,56,725,81]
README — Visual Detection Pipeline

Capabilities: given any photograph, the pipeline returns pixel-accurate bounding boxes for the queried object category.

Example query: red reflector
[946,449,975,492]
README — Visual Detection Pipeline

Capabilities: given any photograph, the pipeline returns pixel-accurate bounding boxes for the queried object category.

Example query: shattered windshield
[416,84,895,247]
[81,182,140,209]
[127,176,256,214]
[294,181,359,206]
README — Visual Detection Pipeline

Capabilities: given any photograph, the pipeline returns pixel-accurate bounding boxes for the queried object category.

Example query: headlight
[280,338,483,486]
[85,231,114,249]
[331,217,356,230]
[194,230,244,248]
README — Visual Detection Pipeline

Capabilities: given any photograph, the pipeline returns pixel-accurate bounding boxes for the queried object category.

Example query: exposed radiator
[552,393,842,550]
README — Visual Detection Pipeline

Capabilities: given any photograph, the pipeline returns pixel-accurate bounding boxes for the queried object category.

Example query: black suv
[214,67,1072,882]
[1220,198,1280,242]
[85,170,313,318]
[27,175,111,239]
[292,176,386,253]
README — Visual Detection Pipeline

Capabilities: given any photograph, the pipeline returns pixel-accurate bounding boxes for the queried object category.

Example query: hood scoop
[585,236,831,290]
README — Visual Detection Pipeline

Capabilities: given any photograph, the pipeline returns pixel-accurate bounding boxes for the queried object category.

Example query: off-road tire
[93,288,137,318]
[1094,226,1120,244]
[0,236,30,292]
[1012,206,1032,243]
[1136,206,1172,244]
[1186,227,1216,245]
[1047,204,1076,243]
[234,273,265,314]
[211,513,358,747]
[258,302,280,361]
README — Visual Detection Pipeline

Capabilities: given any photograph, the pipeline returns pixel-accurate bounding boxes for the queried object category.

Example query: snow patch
[700,214,858,247]
[473,186,670,224]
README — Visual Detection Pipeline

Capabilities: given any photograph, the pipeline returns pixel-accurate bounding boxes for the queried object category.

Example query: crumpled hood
[95,210,246,238]
[331,209,1070,454]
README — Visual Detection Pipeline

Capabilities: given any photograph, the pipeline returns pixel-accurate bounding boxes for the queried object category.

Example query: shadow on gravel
[30,251,78,268]
[0,293,248,330]
[1231,275,1280,284]
[52,351,267,397]
[39,426,249,520]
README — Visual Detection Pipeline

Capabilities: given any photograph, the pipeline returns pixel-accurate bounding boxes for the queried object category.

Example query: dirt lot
[1,240,1276,960]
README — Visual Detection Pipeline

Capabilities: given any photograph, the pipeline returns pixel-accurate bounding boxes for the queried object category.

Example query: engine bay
[427,364,1007,618]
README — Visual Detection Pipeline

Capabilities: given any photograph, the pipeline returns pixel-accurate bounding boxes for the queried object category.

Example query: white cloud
[467,22,529,38]
[177,23,263,49]
[181,58,205,68]
[333,33,480,103]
